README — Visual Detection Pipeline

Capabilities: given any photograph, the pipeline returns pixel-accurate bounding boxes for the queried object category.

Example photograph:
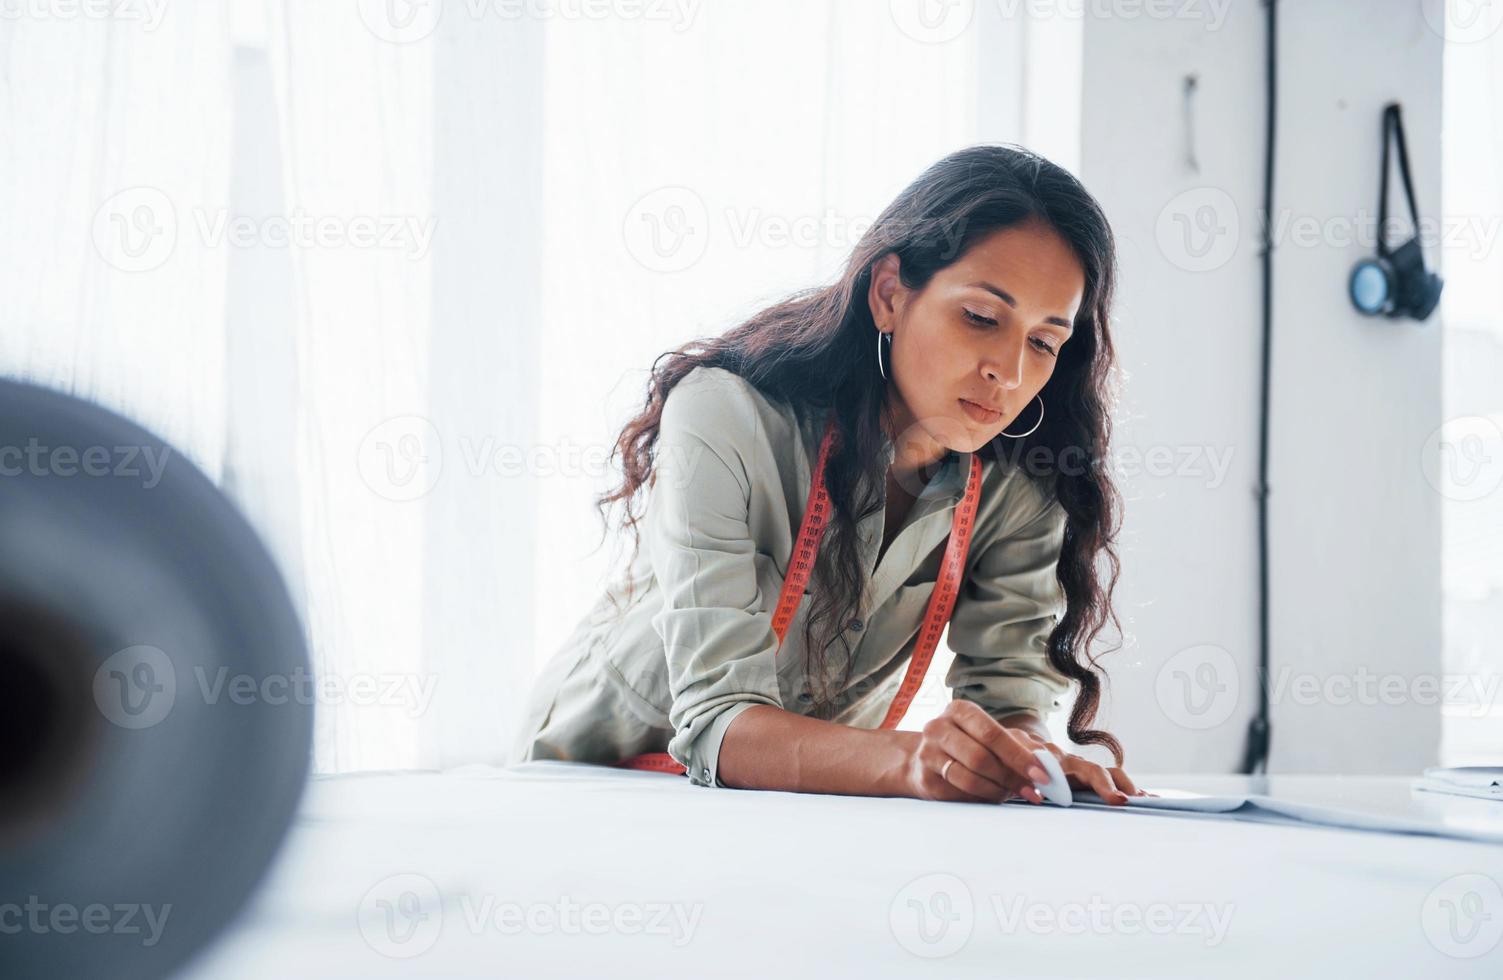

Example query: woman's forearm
[716,705,920,796]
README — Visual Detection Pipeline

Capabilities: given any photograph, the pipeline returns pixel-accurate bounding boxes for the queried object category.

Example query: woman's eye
[965,308,1057,357]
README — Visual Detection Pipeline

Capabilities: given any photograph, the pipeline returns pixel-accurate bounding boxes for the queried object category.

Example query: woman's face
[868,218,1085,469]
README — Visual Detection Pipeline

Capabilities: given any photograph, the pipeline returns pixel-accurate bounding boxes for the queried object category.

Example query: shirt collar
[919,448,971,500]
[878,430,971,501]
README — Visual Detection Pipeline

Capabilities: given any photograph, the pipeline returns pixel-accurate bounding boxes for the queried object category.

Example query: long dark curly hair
[594,143,1126,766]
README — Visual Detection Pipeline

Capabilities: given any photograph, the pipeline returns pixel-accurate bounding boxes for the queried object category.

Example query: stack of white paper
[1013,782,1503,844]
[1413,766,1503,802]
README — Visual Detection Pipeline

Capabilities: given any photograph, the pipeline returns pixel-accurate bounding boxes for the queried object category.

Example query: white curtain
[1439,16,1503,764]
[2,0,1021,772]
[0,5,233,474]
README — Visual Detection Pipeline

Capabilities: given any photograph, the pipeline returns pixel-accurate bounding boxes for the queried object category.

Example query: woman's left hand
[1007,730,1153,806]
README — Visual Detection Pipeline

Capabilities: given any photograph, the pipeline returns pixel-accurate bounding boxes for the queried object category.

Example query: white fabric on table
[183,763,1503,978]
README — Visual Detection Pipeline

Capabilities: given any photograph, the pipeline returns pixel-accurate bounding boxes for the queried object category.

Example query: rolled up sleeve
[645,374,784,787]
[944,478,1073,726]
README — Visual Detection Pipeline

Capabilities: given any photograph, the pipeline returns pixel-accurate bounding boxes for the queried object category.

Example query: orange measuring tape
[613,414,983,776]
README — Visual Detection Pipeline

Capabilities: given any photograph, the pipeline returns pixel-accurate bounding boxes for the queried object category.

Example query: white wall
[1268,0,1444,773]
[1078,0,1445,774]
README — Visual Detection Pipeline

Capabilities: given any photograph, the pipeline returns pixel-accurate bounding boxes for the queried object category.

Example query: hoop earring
[999,394,1044,439]
[876,330,893,380]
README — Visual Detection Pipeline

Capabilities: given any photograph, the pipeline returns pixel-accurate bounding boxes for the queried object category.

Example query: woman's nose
[983,340,1027,389]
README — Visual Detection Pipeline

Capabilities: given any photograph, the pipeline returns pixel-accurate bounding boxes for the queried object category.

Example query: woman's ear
[867,252,904,330]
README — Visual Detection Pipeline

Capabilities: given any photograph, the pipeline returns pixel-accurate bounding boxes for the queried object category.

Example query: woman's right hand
[903,700,1052,804]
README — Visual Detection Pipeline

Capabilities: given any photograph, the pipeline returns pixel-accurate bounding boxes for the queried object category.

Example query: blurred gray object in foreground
[0,378,312,980]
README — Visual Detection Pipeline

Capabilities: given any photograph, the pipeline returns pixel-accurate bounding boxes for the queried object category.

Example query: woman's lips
[958,398,1002,424]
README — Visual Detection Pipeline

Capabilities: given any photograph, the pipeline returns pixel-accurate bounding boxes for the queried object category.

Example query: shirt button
[848,618,864,632]
[702,768,711,782]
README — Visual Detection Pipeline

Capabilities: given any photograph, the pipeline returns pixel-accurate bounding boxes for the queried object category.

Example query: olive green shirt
[510,366,1072,788]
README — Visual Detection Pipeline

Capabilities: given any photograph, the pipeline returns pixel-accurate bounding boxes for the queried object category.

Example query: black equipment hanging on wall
[1348,102,1445,322]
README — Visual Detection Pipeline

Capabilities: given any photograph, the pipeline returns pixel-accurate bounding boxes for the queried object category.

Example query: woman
[510,143,1145,806]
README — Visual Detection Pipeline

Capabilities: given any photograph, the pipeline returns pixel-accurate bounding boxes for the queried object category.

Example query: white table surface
[181,763,1503,978]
